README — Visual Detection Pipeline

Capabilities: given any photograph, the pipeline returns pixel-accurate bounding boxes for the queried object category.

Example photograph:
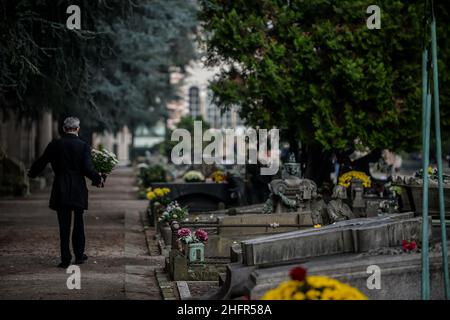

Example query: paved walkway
[0,167,164,299]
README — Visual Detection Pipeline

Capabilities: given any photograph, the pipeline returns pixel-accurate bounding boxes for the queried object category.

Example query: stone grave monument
[204,212,443,300]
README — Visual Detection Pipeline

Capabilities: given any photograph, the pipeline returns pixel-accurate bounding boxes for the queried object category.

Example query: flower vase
[161,222,172,246]
[184,242,205,264]
[152,201,163,229]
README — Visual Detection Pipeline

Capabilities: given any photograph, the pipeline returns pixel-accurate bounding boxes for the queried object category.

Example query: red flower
[289,267,307,281]
[402,239,417,251]
[402,240,408,251]
[177,228,191,238]
[195,229,208,242]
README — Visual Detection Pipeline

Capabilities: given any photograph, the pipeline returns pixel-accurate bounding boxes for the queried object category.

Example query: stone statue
[263,154,359,226]
[326,185,356,223]
[311,195,328,225]
[281,153,301,179]
[263,153,319,219]
[265,177,318,213]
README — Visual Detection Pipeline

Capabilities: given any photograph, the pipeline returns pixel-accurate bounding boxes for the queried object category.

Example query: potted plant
[146,187,171,227]
[177,228,208,263]
[338,170,371,189]
[139,164,167,186]
[211,170,226,183]
[158,201,189,246]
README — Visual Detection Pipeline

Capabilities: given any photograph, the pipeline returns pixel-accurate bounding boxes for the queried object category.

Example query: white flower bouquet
[91,147,119,179]
[183,170,205,182]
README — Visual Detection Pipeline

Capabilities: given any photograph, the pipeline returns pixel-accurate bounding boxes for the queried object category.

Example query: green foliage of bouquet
[139,164,167,187]
[91,148,119,175]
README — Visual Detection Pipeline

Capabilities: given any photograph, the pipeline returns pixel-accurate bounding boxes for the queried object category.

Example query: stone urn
[161,221,172,246]
[183,242,205,264]
[151,201,164,229]
[350,178,366,216]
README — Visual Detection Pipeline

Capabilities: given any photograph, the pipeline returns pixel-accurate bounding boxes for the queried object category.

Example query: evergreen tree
[90,0,198,133]
[0,0,198,136]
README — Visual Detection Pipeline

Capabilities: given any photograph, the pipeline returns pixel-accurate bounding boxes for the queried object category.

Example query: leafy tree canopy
[199,0,450,153]
[0,0,198,134]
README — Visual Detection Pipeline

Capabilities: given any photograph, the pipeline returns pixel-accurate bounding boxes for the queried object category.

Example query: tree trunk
[284,127,300,166]
[288,135,300,162]
[303,144,333,187]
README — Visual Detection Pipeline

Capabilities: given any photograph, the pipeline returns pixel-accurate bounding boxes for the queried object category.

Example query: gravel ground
[0,167,163,300]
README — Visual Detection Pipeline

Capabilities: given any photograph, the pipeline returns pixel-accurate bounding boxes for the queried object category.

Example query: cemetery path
[0,167,164,299]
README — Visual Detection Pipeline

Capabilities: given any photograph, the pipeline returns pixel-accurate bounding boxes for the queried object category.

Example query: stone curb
[140,211,160,256]
[140,210,178,300]
[176,281,192,300]
[155,269,177,300]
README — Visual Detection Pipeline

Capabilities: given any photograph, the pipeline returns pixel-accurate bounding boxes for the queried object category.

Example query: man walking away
[28,117,103,268]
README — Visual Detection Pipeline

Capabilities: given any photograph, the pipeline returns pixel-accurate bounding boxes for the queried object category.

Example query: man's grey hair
[63,117,80,131]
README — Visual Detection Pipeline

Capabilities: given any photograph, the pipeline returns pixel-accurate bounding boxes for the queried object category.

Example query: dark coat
[28,133,102,211]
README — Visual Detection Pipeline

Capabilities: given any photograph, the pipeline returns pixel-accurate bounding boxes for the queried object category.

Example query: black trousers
[56,207,85,263]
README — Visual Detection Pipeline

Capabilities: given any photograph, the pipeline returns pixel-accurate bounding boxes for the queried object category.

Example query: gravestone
[206,212,431,299]
[151,182,232,212]
[204,212,311,257]
[240,212,424,266]
[326,185,356,223]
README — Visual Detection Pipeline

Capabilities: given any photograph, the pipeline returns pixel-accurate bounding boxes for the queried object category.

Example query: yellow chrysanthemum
[261,290,281,300]
[338,171,371,188]
[163,188,171,194]
[154,188,164,197]
[308,276,339,288]
[211,170,226,183]
[261,276,367,300]
[261,280,301,300]
[321,288,337,300]
[293,292,306,300]
[305,289,321,300]
[146,191,156,200]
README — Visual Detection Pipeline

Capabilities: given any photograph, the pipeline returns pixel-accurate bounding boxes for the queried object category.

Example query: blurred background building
[167,60,244,130]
